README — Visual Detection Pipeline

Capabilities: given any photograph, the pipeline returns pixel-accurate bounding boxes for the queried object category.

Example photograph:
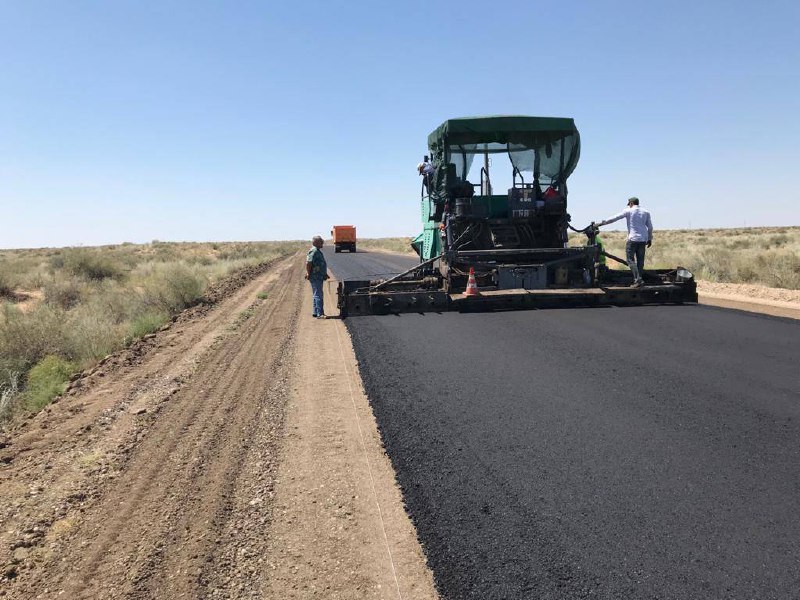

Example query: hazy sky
[1,0,798,248]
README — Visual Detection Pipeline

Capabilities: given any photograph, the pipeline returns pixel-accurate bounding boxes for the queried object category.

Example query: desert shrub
[49,252,65,270]
[63,249,125,281]
[21,268,47,289]
[24,355,76,412]
[187,255,214,266]
[151,242,180,263]
[0,304,67,368]
[769,234,790,248]
[217,242,276,261]
[127,311,169,341]
[62,305,125,362]
[141,264,206,313]
[44,277,85,309]
[0,272,11,297]
[760,250,800,289]
[88,280,143,325]
[726,238,752,250]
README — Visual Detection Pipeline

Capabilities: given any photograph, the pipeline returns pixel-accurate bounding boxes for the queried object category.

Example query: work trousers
[310,279,324,316]
[626,241,647,283]
[422,172,434,194]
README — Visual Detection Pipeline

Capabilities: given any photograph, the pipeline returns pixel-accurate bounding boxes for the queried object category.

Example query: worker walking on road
[593,197,653,287]
[306,235,329,318]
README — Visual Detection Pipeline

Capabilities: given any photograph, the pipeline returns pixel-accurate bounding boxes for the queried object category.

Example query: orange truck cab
[331,225,357,253]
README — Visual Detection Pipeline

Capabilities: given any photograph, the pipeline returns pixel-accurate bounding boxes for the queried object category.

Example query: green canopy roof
[427,115,578,150]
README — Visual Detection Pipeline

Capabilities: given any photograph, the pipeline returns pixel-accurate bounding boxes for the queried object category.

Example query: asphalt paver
[328,250,800,599]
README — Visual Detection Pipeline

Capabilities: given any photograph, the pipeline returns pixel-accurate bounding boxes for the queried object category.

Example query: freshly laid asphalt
[326,249,800,600]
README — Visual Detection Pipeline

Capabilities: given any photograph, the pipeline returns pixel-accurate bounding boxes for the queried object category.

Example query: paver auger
[338,116,697,317]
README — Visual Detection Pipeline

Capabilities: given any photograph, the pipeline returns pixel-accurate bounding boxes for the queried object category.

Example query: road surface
[327,249,800,600]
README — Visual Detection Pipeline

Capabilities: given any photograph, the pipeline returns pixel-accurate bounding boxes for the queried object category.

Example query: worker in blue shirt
[305,235,329,318]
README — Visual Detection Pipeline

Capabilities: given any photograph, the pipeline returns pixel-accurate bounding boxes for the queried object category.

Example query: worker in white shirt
[593,197,653,288]
[417,155,435,194]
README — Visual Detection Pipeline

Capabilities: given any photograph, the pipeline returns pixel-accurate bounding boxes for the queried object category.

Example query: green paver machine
[338,115,697,317]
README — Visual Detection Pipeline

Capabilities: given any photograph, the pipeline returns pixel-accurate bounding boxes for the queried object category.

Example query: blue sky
[1,0,798,248]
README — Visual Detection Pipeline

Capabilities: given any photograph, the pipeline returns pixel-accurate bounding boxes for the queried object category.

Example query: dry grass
[356,237,417,255]
[0,240,304,423]
[572,226,800,290]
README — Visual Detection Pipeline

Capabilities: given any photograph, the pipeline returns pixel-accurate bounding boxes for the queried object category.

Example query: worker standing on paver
[593,197,653,287]
[305,235,329,318]
[418,155,435,194]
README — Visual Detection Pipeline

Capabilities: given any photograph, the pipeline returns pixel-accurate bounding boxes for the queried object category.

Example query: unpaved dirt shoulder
[697,281,800,320]
[260,279,438,599]
[0,254,300,595]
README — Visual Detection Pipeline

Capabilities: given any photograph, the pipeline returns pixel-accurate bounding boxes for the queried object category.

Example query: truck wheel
[351,245,356,253]
[335,247,341,253]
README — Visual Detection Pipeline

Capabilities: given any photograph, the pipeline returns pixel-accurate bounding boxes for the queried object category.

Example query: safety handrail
[480,167,492,194]
[512,167,525,187]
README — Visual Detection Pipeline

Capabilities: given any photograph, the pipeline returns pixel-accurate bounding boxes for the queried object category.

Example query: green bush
[24,355,76,412]
[128,311,169,341]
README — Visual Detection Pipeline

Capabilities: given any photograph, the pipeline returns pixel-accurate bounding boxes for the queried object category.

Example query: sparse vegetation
[0,240,304,424]
[356,237,416,255]
[256,291,269,300]
[61,249,125,281]
[236,307,256,325]
[127,311,169,342]
[24,355,76,412]
[0,273,12,298]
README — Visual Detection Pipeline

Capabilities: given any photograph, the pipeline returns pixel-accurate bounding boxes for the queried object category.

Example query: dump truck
[338,116,697,317]
[331,225,357,253]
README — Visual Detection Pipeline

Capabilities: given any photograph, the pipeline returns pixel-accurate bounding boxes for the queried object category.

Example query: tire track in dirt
[0,256,296,586]
[135,278,300,599]
[3,257,302,598]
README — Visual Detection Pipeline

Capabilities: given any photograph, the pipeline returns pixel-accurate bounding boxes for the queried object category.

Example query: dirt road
[0,254,436,599]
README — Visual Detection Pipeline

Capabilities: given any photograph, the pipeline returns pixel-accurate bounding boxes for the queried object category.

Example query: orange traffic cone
[464,267,480,297]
